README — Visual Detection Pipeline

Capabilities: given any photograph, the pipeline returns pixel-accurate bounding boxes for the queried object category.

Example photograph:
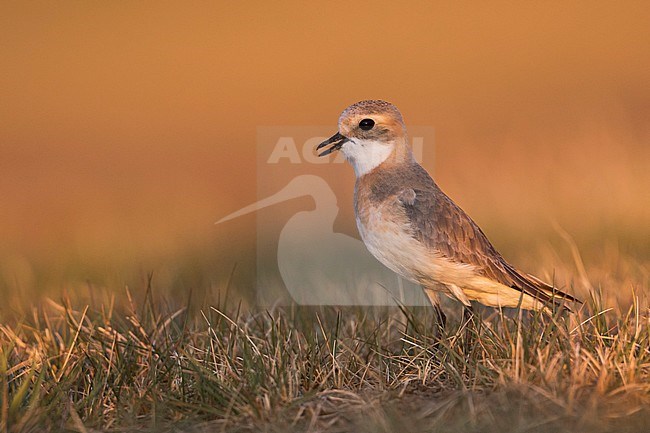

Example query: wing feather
[395,165,578,307]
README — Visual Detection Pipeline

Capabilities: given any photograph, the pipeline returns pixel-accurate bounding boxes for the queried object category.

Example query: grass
[1,253,649,433]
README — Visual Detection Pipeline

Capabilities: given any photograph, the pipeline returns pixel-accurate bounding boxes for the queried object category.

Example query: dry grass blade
[0,255,648,432]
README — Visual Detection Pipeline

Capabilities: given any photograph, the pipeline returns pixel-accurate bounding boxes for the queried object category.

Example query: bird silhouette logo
[217,174,428,306]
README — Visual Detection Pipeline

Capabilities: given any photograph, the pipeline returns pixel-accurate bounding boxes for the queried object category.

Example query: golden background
[1,2,648,306]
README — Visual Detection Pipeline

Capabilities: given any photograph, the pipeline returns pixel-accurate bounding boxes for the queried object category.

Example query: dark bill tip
[317,132,349,157]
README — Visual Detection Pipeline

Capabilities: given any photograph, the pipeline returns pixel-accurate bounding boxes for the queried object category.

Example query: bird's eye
[359,118,375,131]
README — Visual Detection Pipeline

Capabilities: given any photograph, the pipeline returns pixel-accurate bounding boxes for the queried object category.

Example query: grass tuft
[1,281,649,432]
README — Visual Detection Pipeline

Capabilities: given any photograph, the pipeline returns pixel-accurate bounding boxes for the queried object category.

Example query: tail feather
[500,260,581,310]
[524,273,582,304]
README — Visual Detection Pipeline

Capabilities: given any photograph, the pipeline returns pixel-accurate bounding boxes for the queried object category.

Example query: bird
[317,100,580,325]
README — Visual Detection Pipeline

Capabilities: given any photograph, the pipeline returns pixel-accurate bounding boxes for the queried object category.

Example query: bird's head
[317,100,412,177]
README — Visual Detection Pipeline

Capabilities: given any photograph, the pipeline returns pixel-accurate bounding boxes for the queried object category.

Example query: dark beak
[317,132,350,157]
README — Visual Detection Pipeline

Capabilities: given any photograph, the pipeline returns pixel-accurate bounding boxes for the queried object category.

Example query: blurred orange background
[1,1,648,304]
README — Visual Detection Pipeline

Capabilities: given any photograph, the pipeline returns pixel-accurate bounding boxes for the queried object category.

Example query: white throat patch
[341,139,394,177]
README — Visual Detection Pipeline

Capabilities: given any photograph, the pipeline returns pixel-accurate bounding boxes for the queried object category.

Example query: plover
[317,100,579,323]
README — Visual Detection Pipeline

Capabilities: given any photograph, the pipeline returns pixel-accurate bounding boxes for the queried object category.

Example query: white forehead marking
[341,139,393,177]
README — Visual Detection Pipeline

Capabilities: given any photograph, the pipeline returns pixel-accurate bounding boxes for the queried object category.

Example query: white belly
[356,210,421,282]
[355,202,476,301]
